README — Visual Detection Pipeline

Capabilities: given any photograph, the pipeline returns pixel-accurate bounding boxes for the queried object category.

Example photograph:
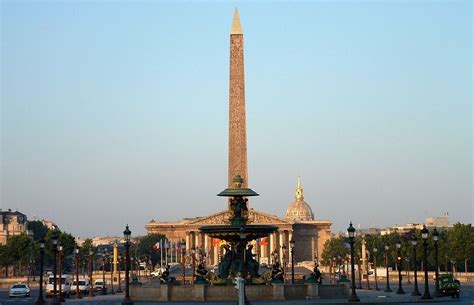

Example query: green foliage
[27,221,49,241]
[135,233,167,269]
[447,223,474,272]
[321,236,348,265]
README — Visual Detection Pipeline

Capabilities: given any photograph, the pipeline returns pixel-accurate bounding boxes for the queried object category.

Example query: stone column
[279,231,284,260]
[186,233,190,251]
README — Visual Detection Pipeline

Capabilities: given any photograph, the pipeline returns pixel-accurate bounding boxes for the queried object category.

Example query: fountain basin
[199,224,278,242]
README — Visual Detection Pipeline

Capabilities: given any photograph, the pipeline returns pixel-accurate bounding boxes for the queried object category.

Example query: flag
[213,238,221,246]
[153,242,160,252]
[260,237,268,246]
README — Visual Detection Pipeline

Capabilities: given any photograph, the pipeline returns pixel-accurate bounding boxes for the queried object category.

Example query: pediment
[187,209,290,226]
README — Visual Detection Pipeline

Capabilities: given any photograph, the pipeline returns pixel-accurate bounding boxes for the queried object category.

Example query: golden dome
[285,177,314,222]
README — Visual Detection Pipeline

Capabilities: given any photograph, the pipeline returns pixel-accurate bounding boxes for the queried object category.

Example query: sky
[1,1,472,238]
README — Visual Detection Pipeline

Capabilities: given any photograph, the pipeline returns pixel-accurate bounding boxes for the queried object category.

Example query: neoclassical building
[146,178,331,266]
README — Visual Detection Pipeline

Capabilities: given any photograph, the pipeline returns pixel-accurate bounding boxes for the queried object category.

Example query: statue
[271,259,284,283]
[306,263,322,284]
[195,262,209,284]
[218,244,234,278]
[159,265,176,284]
[229,197,249,226]
[245,244,259,278]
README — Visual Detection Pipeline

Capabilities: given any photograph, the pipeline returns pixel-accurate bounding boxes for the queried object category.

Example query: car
[438,274,460,298]
[9,283,31,297]
[93,279,106,293]
[71,279,90,294]
[45,275,71,298]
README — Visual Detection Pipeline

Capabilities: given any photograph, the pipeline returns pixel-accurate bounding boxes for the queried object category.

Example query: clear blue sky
[1,1,471,238]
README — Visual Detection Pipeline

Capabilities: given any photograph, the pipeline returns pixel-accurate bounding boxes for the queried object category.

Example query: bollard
[234,276,245,305]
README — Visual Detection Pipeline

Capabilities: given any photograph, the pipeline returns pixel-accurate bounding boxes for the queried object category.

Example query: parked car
[438,274,460,298]
[45,275,71,298]
[93,279,106,293]
[9,283,31,297]
[70,279,90,294]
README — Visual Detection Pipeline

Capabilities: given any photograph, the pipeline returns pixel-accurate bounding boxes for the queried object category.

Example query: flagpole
[160,239,163,269]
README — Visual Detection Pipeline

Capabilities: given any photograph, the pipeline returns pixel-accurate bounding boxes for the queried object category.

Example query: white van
[71,278,90,295]
[45,275,71,298]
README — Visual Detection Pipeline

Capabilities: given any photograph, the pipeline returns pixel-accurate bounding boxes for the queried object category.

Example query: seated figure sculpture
[218,244,234,278]
[306,263,322,284]
[195,262,208,284]
[271,259,284,283]
[245,244,259,278]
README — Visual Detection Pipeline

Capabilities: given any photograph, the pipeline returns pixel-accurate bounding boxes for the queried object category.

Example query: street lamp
[384,245,392,292]
[290,239,295,284]
[110,255,115,294]
[365,250,371,290]
[421,225,432,299]
[35,239,46,305]
[75,247,81,299]
[57,245,64,302]
[88,250,95,297]
[101,249,107,295]
[411,235,421,296]
[347,222,360,302]
[395,241,404,294]
[433,228,441,297]
[180,239,186,285]
[373,247,379,290]
[117,255,123,293]
[282,244,287,282]
[191,247,196,284]
[122,225,133,305]
[50,232,60,305]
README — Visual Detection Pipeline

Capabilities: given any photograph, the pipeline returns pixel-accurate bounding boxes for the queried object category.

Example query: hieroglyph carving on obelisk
[228,8,248,188]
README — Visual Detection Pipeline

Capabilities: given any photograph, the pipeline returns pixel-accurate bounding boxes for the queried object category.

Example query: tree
[448,223,474,272]
[5,234,34,276]
[321,236,348,266]
[135,234,167,269]
[27,221,49,241]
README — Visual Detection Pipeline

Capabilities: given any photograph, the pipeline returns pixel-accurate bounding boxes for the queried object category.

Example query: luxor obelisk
[228,8,248,188]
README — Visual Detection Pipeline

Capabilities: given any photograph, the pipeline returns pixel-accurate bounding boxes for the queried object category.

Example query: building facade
[146,179,331,265]
[0,209,31,245]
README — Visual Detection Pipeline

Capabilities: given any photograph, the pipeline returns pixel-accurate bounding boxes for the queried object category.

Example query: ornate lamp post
[110,255,115,294]
[290,239,295,284]
[50,232,60,305]
[57,245,64,302]
[357,251,363,289]
[411,235,421,296]
[421,225,432,299]
[191,247,196,284]
[117,255,123,293]
[373,247,379,290]
[74,247,81,299]
[122,225,133,305]
[433,228,441,297]
[101,249,107,295]
[365,250,371,290]
[88,250,94,297]
[384,245,392,292]
[35,239,46,305]
[180,240,186,284]
[395,241,405,294]
[282,244,287,282]
[347,222,360,302]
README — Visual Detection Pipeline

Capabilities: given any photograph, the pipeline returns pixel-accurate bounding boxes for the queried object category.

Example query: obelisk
[228,8,248,188]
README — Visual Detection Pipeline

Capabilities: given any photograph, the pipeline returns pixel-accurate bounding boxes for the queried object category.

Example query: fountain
[199,175,278,284]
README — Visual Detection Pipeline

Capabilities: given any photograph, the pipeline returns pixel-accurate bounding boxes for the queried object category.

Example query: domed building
[286,177,314,222]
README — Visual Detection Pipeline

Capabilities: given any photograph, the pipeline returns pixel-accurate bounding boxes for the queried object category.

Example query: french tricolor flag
[153,241,160,252]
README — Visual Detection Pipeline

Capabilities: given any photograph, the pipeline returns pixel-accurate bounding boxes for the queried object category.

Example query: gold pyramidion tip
[230,7,243,35]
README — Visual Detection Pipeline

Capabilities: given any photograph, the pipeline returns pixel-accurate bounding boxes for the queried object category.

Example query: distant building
[0,209,32,245]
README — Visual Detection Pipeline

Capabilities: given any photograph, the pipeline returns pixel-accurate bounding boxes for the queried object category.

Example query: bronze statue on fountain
[200,176,278,284]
